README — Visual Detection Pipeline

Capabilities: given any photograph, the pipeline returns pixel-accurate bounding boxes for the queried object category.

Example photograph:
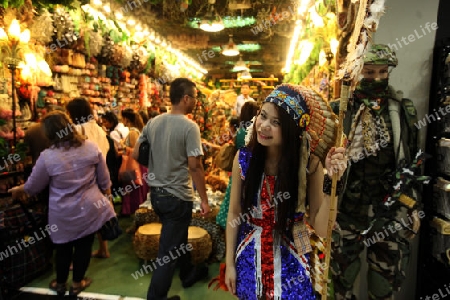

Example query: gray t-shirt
[138,113,203,201]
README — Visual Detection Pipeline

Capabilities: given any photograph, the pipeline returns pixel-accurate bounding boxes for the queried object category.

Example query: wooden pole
[321,79,350,299]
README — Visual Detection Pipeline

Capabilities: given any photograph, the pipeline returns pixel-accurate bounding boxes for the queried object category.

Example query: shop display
[419,40,450,297]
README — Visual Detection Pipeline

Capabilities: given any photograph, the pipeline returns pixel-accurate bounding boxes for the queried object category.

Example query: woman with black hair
[225,84,347,299]
[216,101,259,229]
[66,98,111,259]
[66,98,109,158]
[101,111,129,150]
[120,109,148,217]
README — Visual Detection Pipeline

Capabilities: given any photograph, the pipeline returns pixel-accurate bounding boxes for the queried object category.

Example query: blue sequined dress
[235,147,316,300]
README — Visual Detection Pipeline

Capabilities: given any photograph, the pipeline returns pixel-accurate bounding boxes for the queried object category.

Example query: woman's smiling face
[255,102,282,148]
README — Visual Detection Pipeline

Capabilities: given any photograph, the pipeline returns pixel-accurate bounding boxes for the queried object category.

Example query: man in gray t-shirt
[133,78,210,300]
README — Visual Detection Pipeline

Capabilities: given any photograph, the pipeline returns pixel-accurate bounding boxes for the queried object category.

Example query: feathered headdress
[263,84,338,164]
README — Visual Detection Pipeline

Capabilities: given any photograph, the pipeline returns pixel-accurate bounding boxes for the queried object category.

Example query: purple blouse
[24,140,115,244]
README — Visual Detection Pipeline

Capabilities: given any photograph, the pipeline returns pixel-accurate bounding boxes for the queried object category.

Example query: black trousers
[147,188,193,300]
[54,233,95,283]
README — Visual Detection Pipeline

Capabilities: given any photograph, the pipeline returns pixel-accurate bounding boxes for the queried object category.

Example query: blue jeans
[147,188,193,300]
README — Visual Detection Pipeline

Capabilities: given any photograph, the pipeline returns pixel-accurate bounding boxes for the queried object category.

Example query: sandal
[69,277,92,296]
[91,250,110,258]
[49,279,66,297]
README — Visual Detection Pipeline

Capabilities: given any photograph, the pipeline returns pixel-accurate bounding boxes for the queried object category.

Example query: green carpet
[24,216,234,300]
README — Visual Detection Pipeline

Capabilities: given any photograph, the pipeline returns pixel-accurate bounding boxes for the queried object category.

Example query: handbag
[137,140,150,166]
[119,147,142,185]
[98,216,122,241]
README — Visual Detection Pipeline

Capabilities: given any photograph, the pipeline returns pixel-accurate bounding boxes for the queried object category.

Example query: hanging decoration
[86,27,103,57]
[29,9,54,44]
[98,33,114,65]
[283,0,338,85]
[52,6,78,47]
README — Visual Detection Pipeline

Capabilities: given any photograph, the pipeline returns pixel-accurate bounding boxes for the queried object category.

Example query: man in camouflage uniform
[330,44,420,300]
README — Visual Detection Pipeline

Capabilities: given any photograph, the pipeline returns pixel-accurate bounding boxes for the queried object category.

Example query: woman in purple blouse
[9,111,115,297]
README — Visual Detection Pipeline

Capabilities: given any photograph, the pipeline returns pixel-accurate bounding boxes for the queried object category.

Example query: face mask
[355,78,389,92]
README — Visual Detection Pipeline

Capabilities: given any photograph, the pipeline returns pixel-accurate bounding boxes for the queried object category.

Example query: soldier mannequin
[330,44,420,300]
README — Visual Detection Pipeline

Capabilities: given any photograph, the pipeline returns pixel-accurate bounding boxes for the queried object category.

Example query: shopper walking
[66,98,111,259]
[9,111,115,297]
[66,98,109,158]
[216,101,259,229]
[133,78,211,300]
[120,108,148,217]
[101,111,129,151]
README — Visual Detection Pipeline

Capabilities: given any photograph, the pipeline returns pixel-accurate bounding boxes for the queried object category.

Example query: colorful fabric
[264,84,310,128]
[235,148,315,299]
[216,176,232,229]
[121,164,149,215]
[235,127,247,150]
[346,84,392,160]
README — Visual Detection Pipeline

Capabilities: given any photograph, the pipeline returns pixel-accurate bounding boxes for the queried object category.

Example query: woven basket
[133,224,212,264]
[135,207,160,228]
[192,207,219,224]
[188,226,212,264]
[134,223,161,261]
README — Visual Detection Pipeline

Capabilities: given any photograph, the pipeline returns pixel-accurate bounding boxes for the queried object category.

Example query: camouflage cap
[364,44,398,67]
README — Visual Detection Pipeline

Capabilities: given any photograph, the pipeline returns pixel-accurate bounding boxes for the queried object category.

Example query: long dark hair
[121,108,144,131]
[42,111,84,149]
[66,98,94,125]
[239,101,259,128]
[242,103,304,232]
[101,111,119,129]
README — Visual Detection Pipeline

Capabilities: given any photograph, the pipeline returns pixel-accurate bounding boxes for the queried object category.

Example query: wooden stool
[188,226,212,264]
[135,207,159,228]
[134,223,161,261]
[133,224,212,264]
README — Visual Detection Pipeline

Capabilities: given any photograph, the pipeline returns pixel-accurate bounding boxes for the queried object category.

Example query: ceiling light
[228,0,252,10]
[199,18,224,32]
[222,35,239,56]
[295,40,315,65]
[330,38,339,55]
[319,50,327,66]
[198,0,224,32]
[241,70,252,80]
[233,55,248,71]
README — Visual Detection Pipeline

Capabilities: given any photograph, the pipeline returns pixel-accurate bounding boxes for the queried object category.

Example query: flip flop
[69,277,92,296]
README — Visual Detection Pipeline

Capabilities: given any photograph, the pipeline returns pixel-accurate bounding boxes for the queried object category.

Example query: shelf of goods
[418,42,450,298]
[46,51,156,110]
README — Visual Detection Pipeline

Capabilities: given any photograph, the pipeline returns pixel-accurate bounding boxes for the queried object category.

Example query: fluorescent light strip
[84,5,206,76]
[285,20,302,73]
